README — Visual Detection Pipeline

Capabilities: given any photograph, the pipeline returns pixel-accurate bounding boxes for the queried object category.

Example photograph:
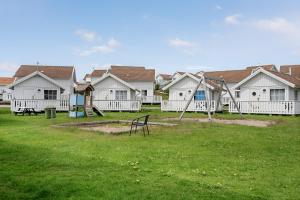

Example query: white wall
[239,72,293,101]
[93,76,135,100]
[56,79,75,95]
[168,76,219,101]
[12,75,61,100]
[129,81,154,97]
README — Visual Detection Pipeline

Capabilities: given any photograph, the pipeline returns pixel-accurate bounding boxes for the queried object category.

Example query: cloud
[78,38,121,56]
[252,17,300,54]
[169,38,196,48]
[253,18,298,36]
[216,5,222,10]
[225,14,242,25]
[75,29,99,42]
[0,62,18,74]
[74,29,121,56]
[168,38,199,56]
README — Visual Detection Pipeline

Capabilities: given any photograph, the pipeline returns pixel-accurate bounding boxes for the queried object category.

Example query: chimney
[289,67,292,76]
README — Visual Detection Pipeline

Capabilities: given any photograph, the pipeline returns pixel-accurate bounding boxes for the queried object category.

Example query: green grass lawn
[0,107,300,199]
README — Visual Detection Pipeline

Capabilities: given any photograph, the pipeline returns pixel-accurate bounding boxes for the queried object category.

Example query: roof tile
[14,65,74,80]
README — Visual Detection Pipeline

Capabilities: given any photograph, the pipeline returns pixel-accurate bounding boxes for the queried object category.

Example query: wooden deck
[161,100,221,112]
[93,100,141,111]
[229,101,300,115]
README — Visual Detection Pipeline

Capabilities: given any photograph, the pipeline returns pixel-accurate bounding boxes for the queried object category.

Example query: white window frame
[270,89,285,101]
[115,90,127,101]
[44,90,57,100]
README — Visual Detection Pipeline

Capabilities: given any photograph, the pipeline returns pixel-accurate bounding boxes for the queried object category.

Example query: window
[115,90,127,100]
[252,92,256,96]
[194,90,205,100]
[142,90,147,96]
[179,92,183,97]
[44,90,57,100]
[235,91,240,98]
[270,89,285,101]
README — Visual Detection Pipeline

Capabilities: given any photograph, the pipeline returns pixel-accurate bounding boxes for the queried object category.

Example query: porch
[93,100,141,111]
[229,101,300,115]
[11,98,69,112]
[138,95,162,104]
[161,100,221,112]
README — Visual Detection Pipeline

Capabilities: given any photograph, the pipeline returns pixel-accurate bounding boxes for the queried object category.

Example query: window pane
[44,90,57,100]
[115,90,127,100]
[270,89,285,101]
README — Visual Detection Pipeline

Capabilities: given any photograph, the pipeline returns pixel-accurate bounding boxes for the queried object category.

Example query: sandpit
[163,118,276,127]
[54,120,178,134]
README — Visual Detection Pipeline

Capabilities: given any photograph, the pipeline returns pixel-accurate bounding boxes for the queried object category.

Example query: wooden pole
[214,81,224,114]
[179,77,203,120]
[223,80,243,119]
[203,77,212,120]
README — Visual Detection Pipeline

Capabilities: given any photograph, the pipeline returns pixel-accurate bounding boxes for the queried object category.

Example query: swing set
[179,74,243,121]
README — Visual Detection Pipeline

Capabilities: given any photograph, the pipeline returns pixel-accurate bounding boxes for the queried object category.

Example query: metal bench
[130,115,150,136]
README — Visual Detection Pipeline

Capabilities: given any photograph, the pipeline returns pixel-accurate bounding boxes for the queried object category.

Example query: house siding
[93,76,135,100]
[129,81,154,97]
[239,72,293,101]
[12,75,61,100]
[168,76,219,101]
[55,79,74,95]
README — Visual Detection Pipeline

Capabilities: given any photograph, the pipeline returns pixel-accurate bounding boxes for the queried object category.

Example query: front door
[194,90,205,100]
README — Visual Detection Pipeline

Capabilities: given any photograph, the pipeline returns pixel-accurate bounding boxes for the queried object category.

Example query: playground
[1,107,299,199]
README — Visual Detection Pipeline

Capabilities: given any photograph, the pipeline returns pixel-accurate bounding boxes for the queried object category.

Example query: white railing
[11,98,69,112]
[138,95,162,104]
[93,100,141,111]
[229,101,300,115]
[161,100,221,112]
[222,97,231,105]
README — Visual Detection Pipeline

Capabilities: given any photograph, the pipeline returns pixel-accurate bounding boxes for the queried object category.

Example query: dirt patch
[163,118,276,127]
[79,124,135,134]
[54,120,178,134]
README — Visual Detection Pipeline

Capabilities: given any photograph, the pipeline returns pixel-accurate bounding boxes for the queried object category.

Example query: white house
[92,73,141,111]
[83,74,92,83]
[14,65,76,95]
[161,73,223,112]
[171,71,185,81]
[156,73,172,89]
[8,65,76,112]
[8,71,69,112]
[229,67,300,115]
[0,77,15,102]
[197,65,277,105]
[89,65,161,104]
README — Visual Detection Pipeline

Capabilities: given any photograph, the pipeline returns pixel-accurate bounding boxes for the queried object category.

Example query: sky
[1,0,300,79]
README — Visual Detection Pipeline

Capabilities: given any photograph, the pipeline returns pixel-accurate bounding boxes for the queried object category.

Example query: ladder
[92,106,105,117]
[85,107,94,117]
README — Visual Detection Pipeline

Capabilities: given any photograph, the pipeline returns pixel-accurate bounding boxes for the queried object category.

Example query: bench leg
[130,124,133,136]
[135,124,138,134]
